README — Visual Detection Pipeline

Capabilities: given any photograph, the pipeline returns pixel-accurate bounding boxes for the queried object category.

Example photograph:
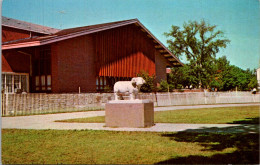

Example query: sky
[2,0,260,70]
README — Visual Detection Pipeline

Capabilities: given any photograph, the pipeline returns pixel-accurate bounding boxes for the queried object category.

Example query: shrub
[176,84,183,89]
[137,71,155,93]
[248,77,258,90]
[158,80,174,92]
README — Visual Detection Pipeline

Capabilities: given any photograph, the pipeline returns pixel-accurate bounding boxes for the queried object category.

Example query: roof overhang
[2,19,138,50]
[133,20,183,67]
[3,24,52,35]
[2,41,41,49]
[2,19,183,67]
[2,16,60,34]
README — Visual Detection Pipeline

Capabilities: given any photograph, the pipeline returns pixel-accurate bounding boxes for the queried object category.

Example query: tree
[210,56,230,90]
[215,56,230,71]
[158,80,174,92]
[136,71,155,92]
[220,65,253,91]
[168,64,198,88]
[209,79,221,90]
[248,77,258,90]
[167,54,256,91]
[164,20,230,88]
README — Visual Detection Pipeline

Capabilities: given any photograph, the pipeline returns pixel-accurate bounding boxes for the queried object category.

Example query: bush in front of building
[158,80,174,92]
[137,71,156,93]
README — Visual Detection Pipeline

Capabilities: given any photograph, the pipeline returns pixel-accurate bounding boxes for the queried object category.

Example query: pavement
[1,103,259,133]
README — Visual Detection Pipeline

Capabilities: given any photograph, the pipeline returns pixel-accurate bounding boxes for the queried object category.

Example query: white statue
[114,77,145,100]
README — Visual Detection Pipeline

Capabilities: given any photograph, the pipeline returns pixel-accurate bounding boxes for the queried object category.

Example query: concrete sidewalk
[2,103,259,133]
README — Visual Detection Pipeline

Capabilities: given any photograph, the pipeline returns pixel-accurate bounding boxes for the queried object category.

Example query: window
[96,76,107,91]
[35,76,40,91]
[1,73,29,93]
[2,75,5,92]
[96,77,99,90]
[21,75,28,92]
[6,74,12,93]
[47,75,51,90]
[41,75,46,90]
[34,46,51,92]
[96,76,130,92]
[34,75,51,91]
[14,75,20,92]
[100,77,103,89]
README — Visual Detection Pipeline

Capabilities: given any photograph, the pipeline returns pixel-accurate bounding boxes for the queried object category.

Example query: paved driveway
[2,103,259,133]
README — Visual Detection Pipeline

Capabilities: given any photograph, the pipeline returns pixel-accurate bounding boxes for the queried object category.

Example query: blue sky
[2,0,260,70]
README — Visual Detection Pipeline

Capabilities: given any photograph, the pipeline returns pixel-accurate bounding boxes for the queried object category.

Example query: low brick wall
[1,92,259,116]
[1,93,114,116]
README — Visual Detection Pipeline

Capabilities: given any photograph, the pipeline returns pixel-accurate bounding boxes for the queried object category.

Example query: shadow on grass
[228,117,260,124]
[157,124,259,164]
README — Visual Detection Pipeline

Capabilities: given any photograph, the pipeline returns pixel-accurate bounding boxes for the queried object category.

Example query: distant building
[2,17,183,93]
[257,67,260,90]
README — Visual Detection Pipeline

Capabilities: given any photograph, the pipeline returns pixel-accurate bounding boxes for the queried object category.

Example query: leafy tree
[168,55,256,91]
[209,56,230,90]
[248,77,258,90]
[164,20,230,88]
[211,56,256,91]
[168,64,198,89]
[215,56,230,71]
[220,65,252,91]
[158,80,174,92]
[247,69,258,90]
[136,71,155,92]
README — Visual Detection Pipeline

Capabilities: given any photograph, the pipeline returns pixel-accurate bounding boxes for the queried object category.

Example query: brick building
[2,16,59,93]
[2,17,183,93]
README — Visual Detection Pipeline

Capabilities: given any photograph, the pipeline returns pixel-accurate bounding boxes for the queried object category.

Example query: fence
[154,91,260,106]
[1,91,259,116]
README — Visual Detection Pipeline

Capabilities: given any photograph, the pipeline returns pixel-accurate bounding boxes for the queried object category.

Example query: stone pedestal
[105,100,154,128]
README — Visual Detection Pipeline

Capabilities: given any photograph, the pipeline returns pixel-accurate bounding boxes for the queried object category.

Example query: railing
[153,92,260,106]
[1,91,259,116]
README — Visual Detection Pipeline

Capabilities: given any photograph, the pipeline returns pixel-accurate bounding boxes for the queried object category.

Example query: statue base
[105,100,154,128]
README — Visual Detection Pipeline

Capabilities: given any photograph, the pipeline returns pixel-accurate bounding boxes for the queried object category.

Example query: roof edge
[2,24,53,34]
[2,19,138,49]
[2,41,41,50]
[2,16,60,34]
[134,20,184,67]
[2,18,183,66]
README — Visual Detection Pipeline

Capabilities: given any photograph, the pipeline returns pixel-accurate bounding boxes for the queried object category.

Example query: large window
[96,76,131,92]
[34,47,51,92]
[1,73,29,93]
[96,76,107,91]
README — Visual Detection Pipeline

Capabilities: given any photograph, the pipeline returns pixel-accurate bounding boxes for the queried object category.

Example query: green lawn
[5,107,104,117]
[2,129,259,164]
[57,106,260,124]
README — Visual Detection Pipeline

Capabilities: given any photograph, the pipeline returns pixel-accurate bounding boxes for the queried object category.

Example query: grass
[56,106,260,124]
[155,106,260,124]
[58,115,106,123]
[2,129,259,164]
[4,108,104,117]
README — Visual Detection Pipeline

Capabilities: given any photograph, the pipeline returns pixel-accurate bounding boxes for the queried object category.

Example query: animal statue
[114,77,146,100]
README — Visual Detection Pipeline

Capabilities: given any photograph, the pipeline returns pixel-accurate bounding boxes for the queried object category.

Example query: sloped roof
[2,19,183,67]
[55,19,129,36]
[2,16,60,34]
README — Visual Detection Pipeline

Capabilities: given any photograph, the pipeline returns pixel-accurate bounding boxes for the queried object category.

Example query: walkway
[2,103,259,133]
